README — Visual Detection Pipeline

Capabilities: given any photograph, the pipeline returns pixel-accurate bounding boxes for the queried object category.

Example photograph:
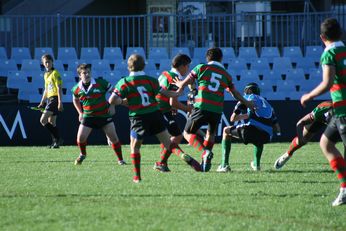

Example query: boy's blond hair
[127,54,145,72]
[77,63,90,75]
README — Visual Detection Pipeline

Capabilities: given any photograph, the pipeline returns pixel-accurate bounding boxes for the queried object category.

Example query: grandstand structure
[0,0,345,103]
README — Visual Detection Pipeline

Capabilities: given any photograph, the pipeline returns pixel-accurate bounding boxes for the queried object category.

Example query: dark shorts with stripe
[184,108,221,135]
[163,112,182,137]
[45,96,59,115]
[229,125,270,145]
[305,120,325,133]
[129,110,166,139]
[323,116,346,144]
[81,116,113,129]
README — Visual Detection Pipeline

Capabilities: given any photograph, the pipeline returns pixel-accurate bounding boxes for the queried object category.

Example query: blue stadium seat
[61,71,77,83]
[240,70,259,82]
[34,47,54,60]
[0,47,8,59]
[315,92,330,100]
[0,59,17,76]
[126,47,146,60]
[190,58,202,69]
[28,93,43,103]
[193,47,208,59]
[286,68,305,81]
[57,47,78,64]
[148,47,169,60]
[220,47,236,60]
[114,60,128,72]
[308,67,322,80]
[103,47,124,64]
[158,58,171,72]
[104,70,123,83]
[6,71,27,89]
[67,59,86,73]
[250,58,270,72]
[272,57,292,70]
[62,94,73,103]
[21,59,40,71]
[305,45,323,58]
[283,46,303,65]
[260,47,280,64]
[238,47,258,59]
[170,47,190,59]
[80,47,101,62]
[53,60,65,72]
[91,59,111,72]
[63,82,76,95]
[147,70,161,78]
[275,80,297,92]
[145,61,157,71]
[295,57,317,74]
[227,58,247,71]
[11,47,32,64]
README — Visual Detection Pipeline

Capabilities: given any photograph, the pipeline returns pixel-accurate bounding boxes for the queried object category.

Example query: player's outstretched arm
[229,88,255,110]
[296,113,313,144]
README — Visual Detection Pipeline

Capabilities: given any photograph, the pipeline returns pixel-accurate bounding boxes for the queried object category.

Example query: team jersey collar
[78,78,96,93]
[170,68,183,80]
[208,61,225,69]
[324,41,345,52]
[129,71,145,76]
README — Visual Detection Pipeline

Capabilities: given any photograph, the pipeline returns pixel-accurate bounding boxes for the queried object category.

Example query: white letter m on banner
[0,110,27,139]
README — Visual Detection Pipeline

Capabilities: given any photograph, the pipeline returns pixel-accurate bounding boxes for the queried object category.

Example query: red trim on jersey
[83,101,107,111]
[163,71,174,83]
[90,108,109,116]
[200,65,232,81]
[74,87,80,96]
[195,98,223,106]
[198,86,224,97]
[333,100,346,108]
[330,83,346,92]
[156,94,169,102]
[335,52,346,62]
[127,91,155,99]
[317,101,333,108]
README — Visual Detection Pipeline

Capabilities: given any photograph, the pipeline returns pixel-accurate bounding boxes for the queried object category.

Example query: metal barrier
[0,11,341,58]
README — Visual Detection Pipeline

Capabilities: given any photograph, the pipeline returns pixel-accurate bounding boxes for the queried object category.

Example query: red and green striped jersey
[311,101,332,124]
[113,72,160,116]
[71,78,111,118]
[321,41,346,117]
[156,70,179,113]
[187,61,234,114]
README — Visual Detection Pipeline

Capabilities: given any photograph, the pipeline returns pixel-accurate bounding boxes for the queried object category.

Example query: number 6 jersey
[113,71,160,116]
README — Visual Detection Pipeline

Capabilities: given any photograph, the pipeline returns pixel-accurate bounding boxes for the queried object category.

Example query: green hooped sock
[253,144,263,167]
[221,139,231,166]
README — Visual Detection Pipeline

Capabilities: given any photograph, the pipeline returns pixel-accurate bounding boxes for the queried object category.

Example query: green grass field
[0,143,345,231]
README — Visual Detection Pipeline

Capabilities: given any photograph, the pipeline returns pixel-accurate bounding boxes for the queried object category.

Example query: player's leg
[74,124,92,165]
[217,126,234,173]
[103,122,125,165]
[47,115,63,148]
[130,135,143,183]
[251,143,263,171]
[183,108,206,153]
[320,117,346,206]
[40,111,57,148]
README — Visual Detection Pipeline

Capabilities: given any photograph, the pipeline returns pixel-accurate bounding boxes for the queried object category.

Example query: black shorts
[45,96,59,115]
[323,116,346,144]
[163,112,182,137]
[129,111,166,139]
[81,116,113,129]
[230,125,270,145]
[305,120,325,133]
[184,108,221,135]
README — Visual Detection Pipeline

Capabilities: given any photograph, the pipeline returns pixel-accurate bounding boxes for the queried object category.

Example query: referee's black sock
[44,123,60,140]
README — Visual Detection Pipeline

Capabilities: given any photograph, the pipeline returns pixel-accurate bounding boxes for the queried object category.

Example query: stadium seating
[220,47,236,60]
[80,47,101,62]
[193,47,208,59]
[295,57,317,74]
[103,47,124,64]
[240,70,260,82]
[126,47,146,60]
[0,47,8,59]
[53,60,65,72]
[21,59,40,72]
[250,58,271,73]
[272,57,292,70]
[57,47,78,64]
[61,71,77,83]
[158,58,171,72]
[286,68,305,81]
[11,47,32,65]
[305,45,323,59]
[0,59,17,77]
[170,47,190,58]
[238,47,258,59]
[260,47,280,64]
[148,47,169,60]
[34,47,54,60]
[144,61,157,71]
[282,46,303,65]
[103,70,123,83]
[227,58,247,71]
[6,71,27,89]
[91,59,111,72]
[67,59,86,73]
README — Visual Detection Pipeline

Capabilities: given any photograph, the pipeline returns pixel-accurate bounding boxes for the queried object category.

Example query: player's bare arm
[72,96,83,122]
[230,88,255,110]
[108,92,124,106]
[57,84,63,111]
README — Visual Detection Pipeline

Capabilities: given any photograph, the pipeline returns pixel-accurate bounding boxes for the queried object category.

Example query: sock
[221,139,231,167]
[77,141,87,155]
[111,142,123,161]
[44,123,60,140]
[188,134,205,157]
[287,136,303,157]
[330,156,346,188]
[172,145,183,157]
[160,148,172,165]
[203,140,214,150]
[131,153,141,179]
[160,143,165,154]
[253,144,263,167]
